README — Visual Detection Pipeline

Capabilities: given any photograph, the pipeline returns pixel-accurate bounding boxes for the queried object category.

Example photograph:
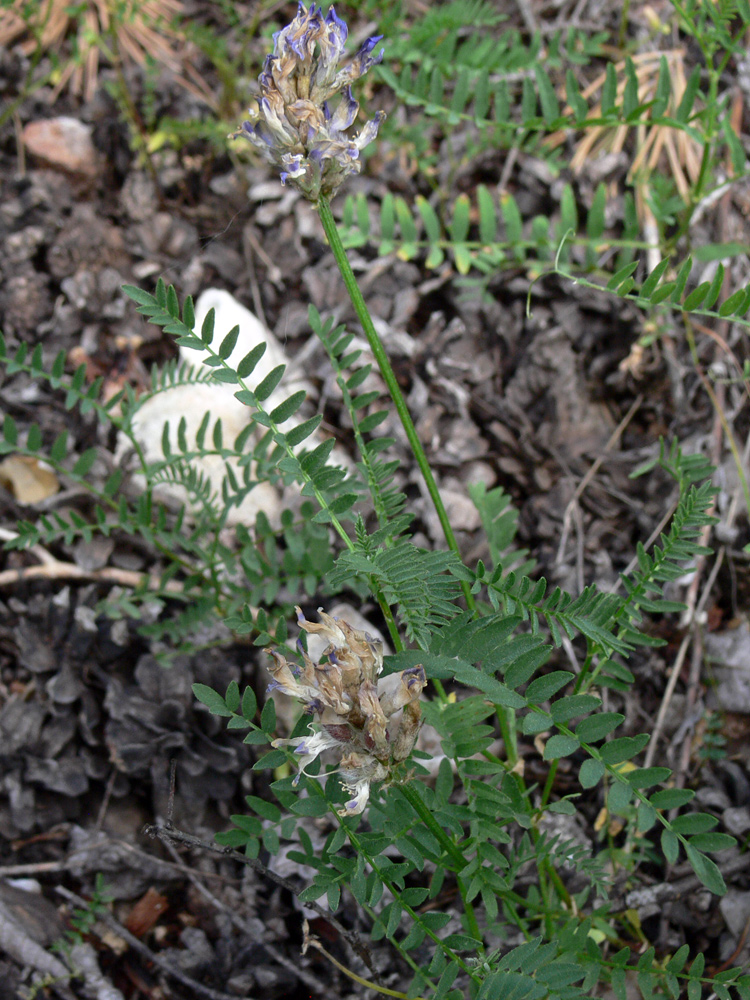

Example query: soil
[1,1,750,998]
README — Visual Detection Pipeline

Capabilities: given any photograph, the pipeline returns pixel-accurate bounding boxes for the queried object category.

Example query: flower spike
[266,608,425,816]
[234,3,385,203]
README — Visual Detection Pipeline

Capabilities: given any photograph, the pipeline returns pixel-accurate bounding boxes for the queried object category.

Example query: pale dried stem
[0,898,71,989]
[0,560,184,591]
[643,543,723,772]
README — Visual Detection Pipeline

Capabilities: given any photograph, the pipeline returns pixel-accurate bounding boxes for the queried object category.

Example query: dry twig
[56,885,246,1000]
[0,898,72,995]
[144,821,377,975]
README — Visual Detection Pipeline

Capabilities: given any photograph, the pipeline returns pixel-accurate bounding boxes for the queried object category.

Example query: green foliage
[2,4,746,998]
[697,710,728,762]
[344,0,750,316]
[192,421,730,994]
[192,335,731,997]
[52,874,113,957]
[339,184,642,279]
[468,481,536,581]
[550,250,750,331]
[0,282,356,653]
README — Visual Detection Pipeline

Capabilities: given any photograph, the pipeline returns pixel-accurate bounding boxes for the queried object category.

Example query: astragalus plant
[180,6,747,999]
[2,2,746,998]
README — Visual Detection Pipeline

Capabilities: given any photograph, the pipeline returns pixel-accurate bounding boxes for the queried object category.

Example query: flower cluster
[267,608,426,816]
[234,3,385,203]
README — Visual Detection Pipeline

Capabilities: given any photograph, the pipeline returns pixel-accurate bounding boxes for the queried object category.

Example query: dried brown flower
[267,607,426,816]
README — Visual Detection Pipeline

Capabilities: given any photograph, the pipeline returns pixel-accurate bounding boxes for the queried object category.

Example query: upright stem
[316,195,475,612]
[397,783,482,946]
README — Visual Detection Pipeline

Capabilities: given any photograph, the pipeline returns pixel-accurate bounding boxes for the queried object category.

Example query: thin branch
[143,821,376,974]
[159,836,328,996]
[56,885,245,1000]
[0,557,184,591]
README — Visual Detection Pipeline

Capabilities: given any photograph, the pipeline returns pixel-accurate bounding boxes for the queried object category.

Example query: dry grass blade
[0,0,187,102]
[549,49,703,225]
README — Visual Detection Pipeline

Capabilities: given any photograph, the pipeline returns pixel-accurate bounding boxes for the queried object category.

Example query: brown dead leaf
[125,887,169,938]
[0,455,59,504]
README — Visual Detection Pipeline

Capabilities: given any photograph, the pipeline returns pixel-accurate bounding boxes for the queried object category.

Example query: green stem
[316,195,475,612]
[540,761,558,811]
[303,780,478,983]
[496,705,519,769]
[397,783,482,946]
[378,595,404,651]
[397,784,464,867]
[536,864,554,938]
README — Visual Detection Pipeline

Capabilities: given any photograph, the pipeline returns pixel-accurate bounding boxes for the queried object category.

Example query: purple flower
[234,3,385,202]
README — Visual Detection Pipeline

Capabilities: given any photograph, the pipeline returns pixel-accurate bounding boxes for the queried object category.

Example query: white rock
[189,290,289,382]
[120,289,311,527]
